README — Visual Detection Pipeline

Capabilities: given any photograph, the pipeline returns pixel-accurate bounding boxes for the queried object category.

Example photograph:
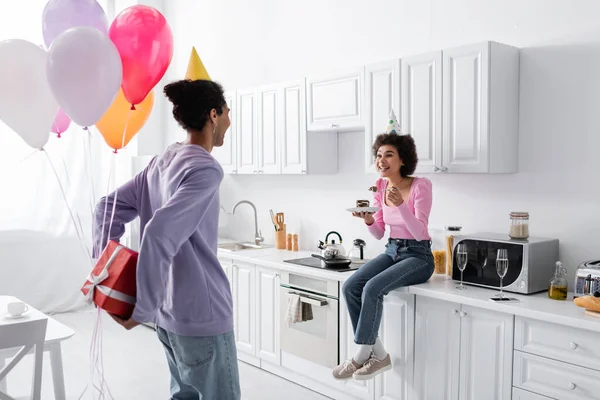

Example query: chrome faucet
[230,200,264,246]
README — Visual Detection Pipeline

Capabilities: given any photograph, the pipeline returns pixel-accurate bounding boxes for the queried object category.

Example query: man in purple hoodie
[93,79,240,399]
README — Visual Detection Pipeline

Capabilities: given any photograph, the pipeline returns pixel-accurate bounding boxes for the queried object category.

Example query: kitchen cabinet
[375,291,414,400]
[280,80,307,174]
[232,261,257,362]
[442,42,519,174]
[339,293,375,400]
[257,84,281,174]
[414,297,514,400]
[212,91,237,173]
[513,316,600,400]
[401,42,519,174]
[401,51,443,175]
[306,68,364,132]
[413,296,460,400]
[220,80,337,175]
[218,256,233,291]
[225,259,281,368]
[256,267,281,365]
[512,388,553,400]
[364,60,401,173]
[236,88,259,174]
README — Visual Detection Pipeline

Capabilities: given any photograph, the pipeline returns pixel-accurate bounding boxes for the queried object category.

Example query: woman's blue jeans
[342,239,434,345]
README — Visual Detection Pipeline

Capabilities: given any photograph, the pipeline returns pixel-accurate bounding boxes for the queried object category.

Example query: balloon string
[43,149,92,262]
[58,152,92,265]
[106,109,134,239]
[82,128,97,232]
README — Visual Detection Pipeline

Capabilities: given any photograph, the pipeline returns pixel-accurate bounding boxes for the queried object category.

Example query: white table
[0,296,74,400]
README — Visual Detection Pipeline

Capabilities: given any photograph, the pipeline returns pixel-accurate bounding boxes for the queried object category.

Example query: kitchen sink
[218,242,270,252]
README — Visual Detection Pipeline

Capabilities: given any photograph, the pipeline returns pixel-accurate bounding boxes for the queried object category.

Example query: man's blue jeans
[156,327,241,400]
[342,239,434,345]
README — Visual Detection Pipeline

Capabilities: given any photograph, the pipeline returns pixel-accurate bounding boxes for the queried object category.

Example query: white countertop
[217,238,600,333]
[409,275,600,334]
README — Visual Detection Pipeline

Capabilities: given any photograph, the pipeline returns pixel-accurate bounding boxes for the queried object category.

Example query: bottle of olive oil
[548,261,568,300]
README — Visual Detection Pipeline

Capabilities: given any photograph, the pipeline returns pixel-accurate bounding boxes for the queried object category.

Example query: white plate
[2,310,30,319]
[346,207,381,213]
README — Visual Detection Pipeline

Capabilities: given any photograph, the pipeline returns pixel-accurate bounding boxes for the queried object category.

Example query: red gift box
[81,240,138,319]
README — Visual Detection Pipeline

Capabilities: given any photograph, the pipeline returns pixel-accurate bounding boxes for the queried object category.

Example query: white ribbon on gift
[83,244,136,305]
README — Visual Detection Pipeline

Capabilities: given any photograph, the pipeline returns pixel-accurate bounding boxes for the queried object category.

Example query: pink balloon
[52,108,71,138]
[109,5,173,106]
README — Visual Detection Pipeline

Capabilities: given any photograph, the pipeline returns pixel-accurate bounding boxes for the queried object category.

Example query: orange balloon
[95,88,154,151]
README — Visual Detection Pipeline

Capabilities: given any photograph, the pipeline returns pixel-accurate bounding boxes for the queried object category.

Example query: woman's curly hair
[372,133,418,177]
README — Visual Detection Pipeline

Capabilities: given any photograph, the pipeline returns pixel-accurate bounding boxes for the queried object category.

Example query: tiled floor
[3,309,330,399]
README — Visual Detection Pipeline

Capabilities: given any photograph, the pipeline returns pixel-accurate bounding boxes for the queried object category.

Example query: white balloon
[0,39,58,149]
[47,26,122,127]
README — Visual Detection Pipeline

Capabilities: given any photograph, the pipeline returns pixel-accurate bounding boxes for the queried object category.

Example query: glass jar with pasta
[445,226,462,276]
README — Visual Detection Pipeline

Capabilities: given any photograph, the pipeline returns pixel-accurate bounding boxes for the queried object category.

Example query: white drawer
[512,387,553,400]
[514,351,600,400]
[515,316,600,371]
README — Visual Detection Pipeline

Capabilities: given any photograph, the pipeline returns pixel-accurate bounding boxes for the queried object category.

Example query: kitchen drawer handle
[569,382,576,390]
[452,309,459,315]
[570,342,578,350]
[459,311,467,318]
[287,292,328,307]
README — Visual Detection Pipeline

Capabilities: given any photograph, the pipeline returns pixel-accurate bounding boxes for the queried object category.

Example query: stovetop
[283,257,363,272]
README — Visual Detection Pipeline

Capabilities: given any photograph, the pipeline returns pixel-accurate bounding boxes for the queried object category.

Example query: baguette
[573,295,600,312]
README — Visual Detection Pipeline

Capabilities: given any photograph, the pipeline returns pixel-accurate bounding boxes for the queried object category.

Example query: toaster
[574,260,600,298]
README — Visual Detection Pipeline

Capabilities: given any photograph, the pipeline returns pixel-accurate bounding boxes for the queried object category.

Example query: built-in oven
[279,272,339,369]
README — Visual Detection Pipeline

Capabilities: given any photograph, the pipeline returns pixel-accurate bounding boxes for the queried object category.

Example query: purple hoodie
[93,143,233,337]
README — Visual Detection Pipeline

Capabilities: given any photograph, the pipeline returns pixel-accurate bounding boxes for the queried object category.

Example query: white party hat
[385,109,401,134]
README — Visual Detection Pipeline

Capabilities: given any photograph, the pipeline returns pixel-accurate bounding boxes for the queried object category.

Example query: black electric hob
[283,257,362,272]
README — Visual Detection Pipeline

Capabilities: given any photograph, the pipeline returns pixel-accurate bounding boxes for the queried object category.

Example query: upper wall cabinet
[366,41,519,175]
[401,51,443,175]
[364,60,401,173]
[212,90,237,173]
[306,68,364,132]
[236,88,259,174]
[213,80,338,175]
[442,41,519,174]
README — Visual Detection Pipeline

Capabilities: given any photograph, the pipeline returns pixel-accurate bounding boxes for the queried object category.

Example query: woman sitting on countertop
[333,111,434,381]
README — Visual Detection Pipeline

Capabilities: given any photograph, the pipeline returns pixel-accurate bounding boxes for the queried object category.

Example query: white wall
[164,0,600,284]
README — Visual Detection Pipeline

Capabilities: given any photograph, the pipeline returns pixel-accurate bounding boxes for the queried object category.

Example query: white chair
[0,318,48,400]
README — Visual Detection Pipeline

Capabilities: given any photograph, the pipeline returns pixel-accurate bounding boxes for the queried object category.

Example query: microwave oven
[452,233,559,294]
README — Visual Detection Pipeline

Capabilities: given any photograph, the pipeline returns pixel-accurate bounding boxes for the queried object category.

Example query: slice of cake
[356,200,370,208]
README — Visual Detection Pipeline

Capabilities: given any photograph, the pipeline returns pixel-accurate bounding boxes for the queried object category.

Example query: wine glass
[455,243,468,290]
[496,249,509,298]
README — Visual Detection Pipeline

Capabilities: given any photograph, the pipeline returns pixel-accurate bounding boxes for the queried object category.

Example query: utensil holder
[275,225,287,249]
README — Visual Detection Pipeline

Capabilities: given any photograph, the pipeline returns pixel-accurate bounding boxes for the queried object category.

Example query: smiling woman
[335,113,435,382]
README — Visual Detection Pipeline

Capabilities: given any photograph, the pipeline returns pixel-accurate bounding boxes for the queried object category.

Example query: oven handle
[287,291,328,307]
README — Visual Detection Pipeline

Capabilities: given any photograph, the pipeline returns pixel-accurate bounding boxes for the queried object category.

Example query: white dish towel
[285,293,302,323]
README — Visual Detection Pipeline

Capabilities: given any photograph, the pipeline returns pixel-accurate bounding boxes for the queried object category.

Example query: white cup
[7,301,28,317]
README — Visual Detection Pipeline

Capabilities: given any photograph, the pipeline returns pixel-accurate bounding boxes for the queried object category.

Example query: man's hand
[108,313,141,330]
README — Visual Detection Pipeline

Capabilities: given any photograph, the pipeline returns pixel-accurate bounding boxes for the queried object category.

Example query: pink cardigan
[366,177,432,241]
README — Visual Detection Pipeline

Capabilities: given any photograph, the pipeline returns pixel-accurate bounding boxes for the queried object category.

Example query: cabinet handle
[433,166,440,172]
[253,170,258,173]
[569,382,576,390]
[459,311,467,318]
[440,166,448,172]
[301,169,306,173]
[570,342,578,350]
[331,124,339,128]
[452,309,459,315]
